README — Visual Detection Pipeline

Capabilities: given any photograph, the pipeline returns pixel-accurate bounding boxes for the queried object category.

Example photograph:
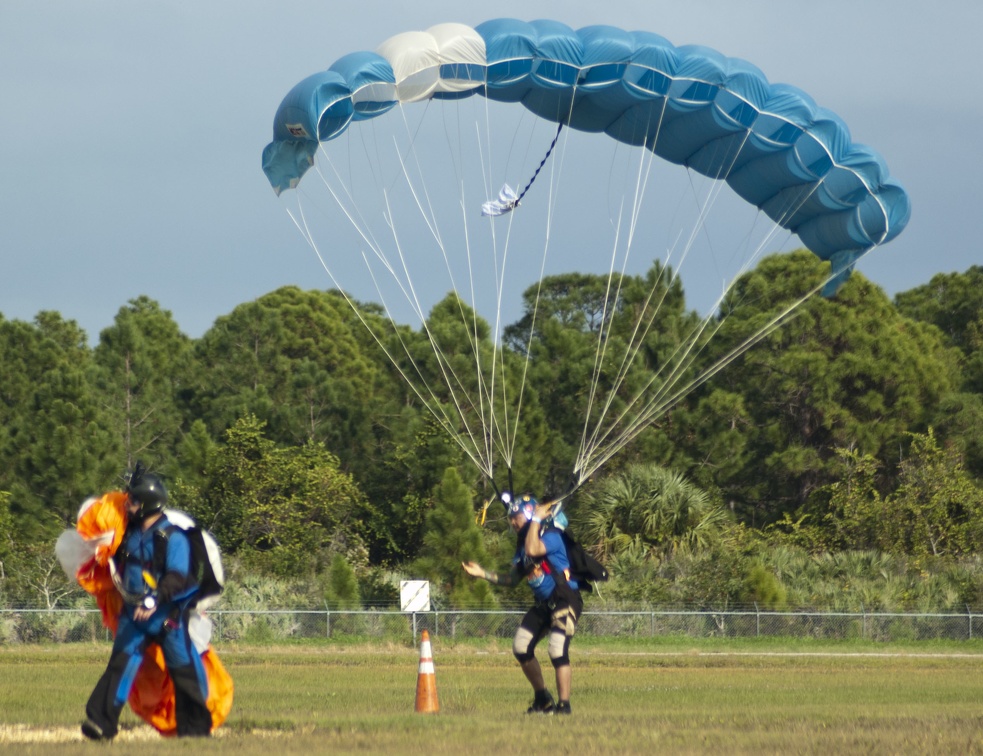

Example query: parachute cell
[262,18,909,281]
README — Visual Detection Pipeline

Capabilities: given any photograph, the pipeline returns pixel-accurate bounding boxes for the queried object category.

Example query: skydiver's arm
[157,570,191,603]
[462,561,520,587]
[523,503,553,559]
[157,530,193,603]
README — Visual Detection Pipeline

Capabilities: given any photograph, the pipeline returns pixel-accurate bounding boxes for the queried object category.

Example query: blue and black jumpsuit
[512,525,583,668]
[85,516,211,737]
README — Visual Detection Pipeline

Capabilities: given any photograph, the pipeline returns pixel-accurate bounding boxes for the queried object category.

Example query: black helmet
[127,463,168,520]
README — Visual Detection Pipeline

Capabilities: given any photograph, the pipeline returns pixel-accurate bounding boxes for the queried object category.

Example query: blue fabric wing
[263,20,910,290]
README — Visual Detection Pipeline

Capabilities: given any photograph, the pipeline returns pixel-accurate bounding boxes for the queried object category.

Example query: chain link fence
[3,606,983,644]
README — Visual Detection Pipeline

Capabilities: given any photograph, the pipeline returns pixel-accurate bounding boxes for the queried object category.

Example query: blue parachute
[263,19,909,293]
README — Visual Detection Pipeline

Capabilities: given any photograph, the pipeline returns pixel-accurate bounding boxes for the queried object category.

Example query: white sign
[400,580,431,612]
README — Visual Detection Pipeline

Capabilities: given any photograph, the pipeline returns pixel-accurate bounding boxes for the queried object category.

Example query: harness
[516,524,579,606]
[111,522,193,606]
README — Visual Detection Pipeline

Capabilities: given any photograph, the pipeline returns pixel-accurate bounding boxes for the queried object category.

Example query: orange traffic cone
[414,630,439,713]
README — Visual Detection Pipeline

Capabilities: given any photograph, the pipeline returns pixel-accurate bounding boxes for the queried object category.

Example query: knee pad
[512,627,537,663]
[547,629,571,668]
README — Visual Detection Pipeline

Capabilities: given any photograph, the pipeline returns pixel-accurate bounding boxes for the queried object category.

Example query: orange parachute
[57,492,233,735]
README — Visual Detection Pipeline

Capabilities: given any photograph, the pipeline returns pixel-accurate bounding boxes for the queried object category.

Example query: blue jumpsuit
[84,516,211,737]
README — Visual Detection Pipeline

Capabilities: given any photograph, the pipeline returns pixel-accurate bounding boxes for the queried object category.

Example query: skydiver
[462,492,583,715]
[81,466,212,740]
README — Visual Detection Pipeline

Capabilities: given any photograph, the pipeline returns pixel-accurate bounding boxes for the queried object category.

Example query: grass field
[3,637,983,754]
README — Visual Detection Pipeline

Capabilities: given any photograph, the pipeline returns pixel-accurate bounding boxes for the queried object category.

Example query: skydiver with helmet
[81,462,212,740]
[462,492,582,715]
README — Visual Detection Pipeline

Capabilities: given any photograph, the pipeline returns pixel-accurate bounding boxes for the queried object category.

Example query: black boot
[526,689,555,714]
[81,718,113,741]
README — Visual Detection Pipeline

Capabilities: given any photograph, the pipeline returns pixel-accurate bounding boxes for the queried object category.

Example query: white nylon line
[385,109,536,476]
[572,125,855,487]
[300,149,499,477]
[288,75,890,497]
[576,102,721,477]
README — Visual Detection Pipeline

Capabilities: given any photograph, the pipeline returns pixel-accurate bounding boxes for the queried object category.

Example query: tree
[181,415,373,578]
[189,287,395,469]
[0,491,15,593]
[931,392,983,480]
[894,265,983,356]
[92,296,194,473]
[174,419,217,493]
[667,388,751,500]
[187,287,414,558]
[322,553,361,609]
[688,251,963,525]
[894,267,983,478]
[503,263,699,494]
[807,431,983,561]
[21,543,76,609]
[356,292,555,562]
[886,429,983,559]
[572,463,729,562]
[0,313,119,537]
[413,467,495,608]
[401,293,549,495]
[374,411,466,562]
[812,447,889,553]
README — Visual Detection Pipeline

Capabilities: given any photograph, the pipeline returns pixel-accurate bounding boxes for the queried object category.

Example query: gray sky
[2,1,978,342]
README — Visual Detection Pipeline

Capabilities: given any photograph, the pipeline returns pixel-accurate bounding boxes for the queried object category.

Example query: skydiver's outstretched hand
[462,561,484,578]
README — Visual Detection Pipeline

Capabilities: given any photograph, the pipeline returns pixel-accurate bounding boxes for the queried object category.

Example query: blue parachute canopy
[263,19,910,293]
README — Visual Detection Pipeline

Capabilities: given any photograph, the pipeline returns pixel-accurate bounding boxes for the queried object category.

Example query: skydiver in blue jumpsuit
[81,468,211,740]
[462,493,583,715]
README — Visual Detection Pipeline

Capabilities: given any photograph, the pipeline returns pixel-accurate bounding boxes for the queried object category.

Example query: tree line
[2,255,982,614]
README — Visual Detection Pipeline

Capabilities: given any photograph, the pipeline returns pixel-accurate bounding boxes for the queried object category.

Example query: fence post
[651,611,655,637]
[325,602,331,638]
[968,604,973,641]
[861,603,866,640]
[755,602,760,638]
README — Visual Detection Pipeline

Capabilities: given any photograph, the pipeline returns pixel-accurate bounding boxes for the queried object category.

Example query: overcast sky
[2,1,978,343]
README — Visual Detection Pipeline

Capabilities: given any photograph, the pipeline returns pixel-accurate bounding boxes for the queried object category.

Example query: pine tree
[415,467,496,608]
